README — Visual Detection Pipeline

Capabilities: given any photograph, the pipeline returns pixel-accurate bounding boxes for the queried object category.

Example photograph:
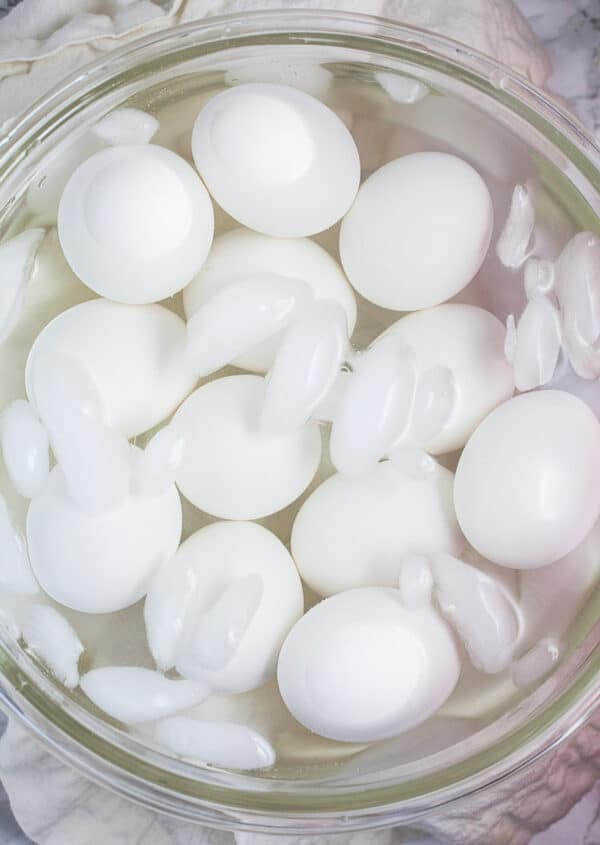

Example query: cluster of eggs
[1,82,600,768]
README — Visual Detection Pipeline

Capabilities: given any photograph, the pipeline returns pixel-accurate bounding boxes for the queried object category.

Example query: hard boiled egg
[58,144,214,303]
[191,83,360,237]
[173,375,321,520]
[25,299,196,438]
[26,461,182,613]
[277,587,461,742]
[454,390,600,569]
[339,152,493,310]
[291,460,465,596]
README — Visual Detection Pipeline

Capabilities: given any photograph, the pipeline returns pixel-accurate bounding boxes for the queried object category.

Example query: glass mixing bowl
[0,9,598,837]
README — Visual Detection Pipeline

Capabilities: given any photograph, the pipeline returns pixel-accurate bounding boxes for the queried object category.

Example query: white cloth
[0,2,571,845]
[0,0,551,127]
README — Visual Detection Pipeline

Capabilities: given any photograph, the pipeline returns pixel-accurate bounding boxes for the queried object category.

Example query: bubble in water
[154,716,276,769]
[185,273,313,378]
[261,299,348,433]
[496,184,535,269]
[1,399,49,499]
[80,666,210,724]
[330,336,416,475]
[21,603,83,688]
[513,295,562,391]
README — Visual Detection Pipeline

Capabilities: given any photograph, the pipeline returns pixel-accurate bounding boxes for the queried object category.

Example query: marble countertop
[517,0,600,137]
[0,1,597,844]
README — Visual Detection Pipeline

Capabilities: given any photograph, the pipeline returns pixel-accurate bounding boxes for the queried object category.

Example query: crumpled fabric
[0,2,578,845]
[0,0,551,126]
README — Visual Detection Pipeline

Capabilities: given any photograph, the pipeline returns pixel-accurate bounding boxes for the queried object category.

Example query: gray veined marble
[516,0,600,136]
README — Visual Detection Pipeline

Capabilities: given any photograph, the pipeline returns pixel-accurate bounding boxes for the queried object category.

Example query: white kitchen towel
[0,0,551,128]
[0,2,584,844]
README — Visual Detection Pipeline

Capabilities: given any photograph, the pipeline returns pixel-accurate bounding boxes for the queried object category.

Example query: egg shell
[381,304,514,453]
[25,299,196,438]
[146,521,303,693]
[339,152,493,311]
[454,390,600,569]
[277,587,461,742]
[26,463,182,613]
[291,460,465,596]
[183,227,356,373]
[58,144,214,304]
[191,83,360,237]
[173,375,322,520]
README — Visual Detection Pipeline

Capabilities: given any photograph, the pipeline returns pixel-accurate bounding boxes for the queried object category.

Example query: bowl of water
[0,9,598,837]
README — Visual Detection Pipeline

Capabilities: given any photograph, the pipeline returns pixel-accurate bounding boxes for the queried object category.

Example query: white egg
[173,376,321,520]
[277,588,461,742]
[25,299,196,437]
[291,460,465,597]
[454,390,600,569]
[27,109,158,224]
[58,144,214,304]
[191,83,360,237]
[381,304,514,453]
[26,462,182,613]
[183,227,357,373]
[339,153,493,310]
[145,521,303,693]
